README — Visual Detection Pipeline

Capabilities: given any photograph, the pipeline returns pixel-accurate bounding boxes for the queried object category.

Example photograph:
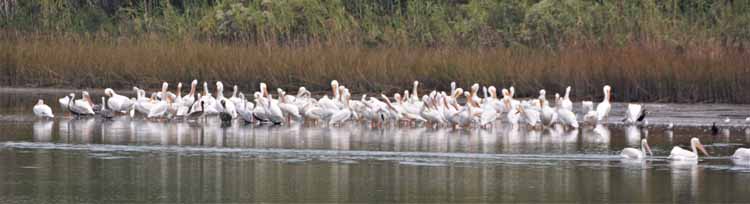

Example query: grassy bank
[2,33,748,103]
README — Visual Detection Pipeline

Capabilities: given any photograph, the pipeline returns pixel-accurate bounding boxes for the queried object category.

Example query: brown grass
[2,32,749,103]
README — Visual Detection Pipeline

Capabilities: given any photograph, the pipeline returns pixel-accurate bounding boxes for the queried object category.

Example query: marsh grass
[2,32,749,103]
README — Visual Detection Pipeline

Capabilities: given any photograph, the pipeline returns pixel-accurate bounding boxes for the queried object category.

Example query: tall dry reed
[2,33,748,103]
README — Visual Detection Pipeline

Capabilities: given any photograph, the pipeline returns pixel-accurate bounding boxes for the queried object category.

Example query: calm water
[2,89,750,203]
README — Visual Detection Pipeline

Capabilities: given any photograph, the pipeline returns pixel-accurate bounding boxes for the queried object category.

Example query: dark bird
[710,122,719,135]
[636,108,647,122]
[219,100,233,124]
[187,101,205,121]
[98,97,115,119]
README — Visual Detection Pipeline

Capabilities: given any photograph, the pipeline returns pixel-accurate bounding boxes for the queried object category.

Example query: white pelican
[623,103,644,124]
[193,82,218,115]
[328,93,352,126]
[134,88,155,116]
[518,101,541,127]
[452,91,475,128]
[33,99,54,118]
[669,137,710,161]
[229,85,243,107]
[410,81,420,103]
[236,93,255,123]
[420,95,445,128]
[68,93,95,116]
[478,87,499,128]
[252,92,270,122]
[174,83,190,117]
[582,101,597,125]
[104,88,133,113]
[265,93,285,124]
[182,80,198,108]
[538,91,557,126]
[277,89,301,123]
[620,139,652,159]
[561,86,573,111]
[148,86,172,119]
[732,148,750,160]
[58,95,70,110]
[556,103,578,129]
[595,85,612,122]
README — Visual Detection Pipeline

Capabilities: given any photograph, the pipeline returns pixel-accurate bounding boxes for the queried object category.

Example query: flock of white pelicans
[29,80,750,162]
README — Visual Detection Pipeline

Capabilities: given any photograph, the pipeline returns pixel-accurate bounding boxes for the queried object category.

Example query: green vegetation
[1,0,749,103]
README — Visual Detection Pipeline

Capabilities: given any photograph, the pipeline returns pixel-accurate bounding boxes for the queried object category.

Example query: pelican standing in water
[33,99,54,118]
[669,137,710,161]
[623,103,645,124]
[596,85,612,122]
[620,138,653,159]
[104,88,134,114]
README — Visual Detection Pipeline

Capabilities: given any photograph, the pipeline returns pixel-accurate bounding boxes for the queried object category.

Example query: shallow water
[2,89,750,203]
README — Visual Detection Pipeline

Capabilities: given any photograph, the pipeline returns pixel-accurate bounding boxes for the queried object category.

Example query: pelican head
[37,99,45,105]
[216,81,224,91]
[178,82,183,89]
[259,82,268,96]
[453,88,464,98]
[331,80,339,88]
[162,82,169,92]
[488,86,497,98]
[603,85,612,97]
[471,83,480,93]
[413,80,419,87]
[331,80,339,94]
[104,88,114,97]
[539,89,546,99]
[191,79,198,86]
[691,137,710,156]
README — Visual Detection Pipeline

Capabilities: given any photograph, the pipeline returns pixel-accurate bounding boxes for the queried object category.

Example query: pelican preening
[33,99,54,118]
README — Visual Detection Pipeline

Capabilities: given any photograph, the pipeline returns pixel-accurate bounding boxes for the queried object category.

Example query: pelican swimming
[596,85,612,122]
[732,148,750,160]
[669,137,710,161]
[33,99,54,118]
[620,139,652,159]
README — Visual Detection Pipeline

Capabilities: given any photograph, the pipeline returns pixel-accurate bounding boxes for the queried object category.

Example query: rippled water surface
[2,89,750,203]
